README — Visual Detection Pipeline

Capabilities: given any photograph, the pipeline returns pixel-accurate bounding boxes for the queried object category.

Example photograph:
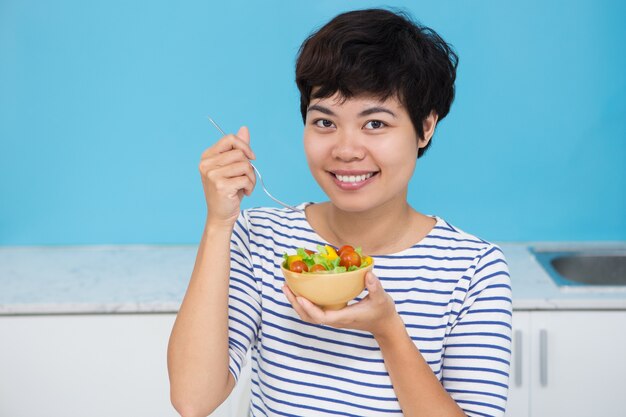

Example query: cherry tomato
[289,260,309,273]
[304,249,315,255]
[339,250,361,269]
[337,245,355,257]
[286,255,303,269]
[309,264,327,272]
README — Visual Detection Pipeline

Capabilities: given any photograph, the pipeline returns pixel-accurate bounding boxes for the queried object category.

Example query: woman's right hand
[199,126,256,228]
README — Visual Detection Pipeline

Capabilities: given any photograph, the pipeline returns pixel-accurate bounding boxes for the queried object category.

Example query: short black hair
[295,8,458,157]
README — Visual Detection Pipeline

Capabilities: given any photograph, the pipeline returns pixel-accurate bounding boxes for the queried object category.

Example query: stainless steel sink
[531,249,626,287]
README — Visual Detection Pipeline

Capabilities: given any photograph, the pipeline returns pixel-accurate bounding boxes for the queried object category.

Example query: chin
[326,192,380,213]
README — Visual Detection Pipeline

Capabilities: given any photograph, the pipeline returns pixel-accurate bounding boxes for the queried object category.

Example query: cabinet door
[506,311,531,417]
[530,311,626,417]
[0,314,241,417]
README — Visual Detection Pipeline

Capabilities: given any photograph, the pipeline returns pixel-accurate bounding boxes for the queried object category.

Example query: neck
[324,198,418,255]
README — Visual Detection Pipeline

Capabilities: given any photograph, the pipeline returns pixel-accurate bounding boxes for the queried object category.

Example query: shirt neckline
[295,201,444,257]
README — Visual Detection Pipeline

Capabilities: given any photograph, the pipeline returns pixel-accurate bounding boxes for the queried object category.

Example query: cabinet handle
[539,329,548,387]
[514,330,522,387]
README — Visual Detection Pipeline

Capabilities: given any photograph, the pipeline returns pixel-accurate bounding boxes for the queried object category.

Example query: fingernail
[297,297,306,307]
[367,273,376,286]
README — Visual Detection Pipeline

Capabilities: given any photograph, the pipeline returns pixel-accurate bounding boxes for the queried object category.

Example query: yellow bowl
[281,263,374,310]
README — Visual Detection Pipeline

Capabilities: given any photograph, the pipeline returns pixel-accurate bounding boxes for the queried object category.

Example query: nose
[331,128,366,161]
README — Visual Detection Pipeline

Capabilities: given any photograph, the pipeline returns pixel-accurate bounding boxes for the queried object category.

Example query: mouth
[328,170,380,190]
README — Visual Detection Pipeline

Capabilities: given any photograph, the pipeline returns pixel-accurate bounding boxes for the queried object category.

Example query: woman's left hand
[282,271,399,338]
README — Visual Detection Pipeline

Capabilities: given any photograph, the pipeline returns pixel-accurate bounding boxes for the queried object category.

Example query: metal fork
[207,117,304,213]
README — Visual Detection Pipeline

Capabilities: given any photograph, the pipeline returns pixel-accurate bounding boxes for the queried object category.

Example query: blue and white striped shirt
[227,203,512,417]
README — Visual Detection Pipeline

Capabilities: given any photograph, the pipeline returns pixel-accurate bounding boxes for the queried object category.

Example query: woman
[168,8,512,417]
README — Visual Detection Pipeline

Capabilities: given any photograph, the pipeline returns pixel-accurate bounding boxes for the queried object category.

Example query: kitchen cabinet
[507,311,531,417]
[0,314,250,417]
[506,310,626,417]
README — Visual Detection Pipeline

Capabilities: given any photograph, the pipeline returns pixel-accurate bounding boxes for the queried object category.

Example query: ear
[418,111,439,149]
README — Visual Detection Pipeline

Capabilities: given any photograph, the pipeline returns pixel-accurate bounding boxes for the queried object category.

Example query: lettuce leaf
[312,254,332,270]
[316,244,328,256]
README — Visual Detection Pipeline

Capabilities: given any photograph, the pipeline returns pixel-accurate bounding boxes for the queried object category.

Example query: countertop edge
[0,302,181,316]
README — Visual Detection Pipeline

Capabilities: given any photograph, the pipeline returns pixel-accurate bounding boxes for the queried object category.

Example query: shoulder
[430,216,508,275]
[431,216,504,254]
[434,218,512,307]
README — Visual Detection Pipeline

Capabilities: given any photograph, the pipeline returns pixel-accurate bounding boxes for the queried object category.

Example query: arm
[167,222,237,416]
[441,245,512,417]
[376,245,512,417]
[375,313,467,417]
[167,126,257,417]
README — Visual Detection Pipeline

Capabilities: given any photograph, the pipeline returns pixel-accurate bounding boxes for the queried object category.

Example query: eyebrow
[359,107,397,118]
[307,104,397,118]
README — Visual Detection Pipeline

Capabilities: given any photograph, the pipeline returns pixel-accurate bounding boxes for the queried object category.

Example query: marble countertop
[0,245,194,315]
[1,243,625,315]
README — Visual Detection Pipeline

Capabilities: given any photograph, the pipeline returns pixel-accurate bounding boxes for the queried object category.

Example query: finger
[200,161,256,198]
[282,286,315,323]
[209,161,255,181]
[203,133,256,160]
[212,134,256,159]
[365,272,384,299]
[236,126,250,144]
[229,175,255,199]
[203,148,250,169]
[200,150,255,187]
[212,175,255,200]
[295,296,328,326]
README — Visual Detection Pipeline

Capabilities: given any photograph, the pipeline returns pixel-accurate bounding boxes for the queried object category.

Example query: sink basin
[532,249,626,287]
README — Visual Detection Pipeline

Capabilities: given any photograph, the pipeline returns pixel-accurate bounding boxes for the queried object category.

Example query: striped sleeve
[443,244,513,417]
[227,211,262,382]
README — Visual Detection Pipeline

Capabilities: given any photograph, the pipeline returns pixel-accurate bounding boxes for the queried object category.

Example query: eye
[314,119,335,128]
[363,120,386,130]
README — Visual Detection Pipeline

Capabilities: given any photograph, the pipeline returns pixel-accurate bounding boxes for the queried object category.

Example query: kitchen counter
[0,245,194,315]
[503,242,626,310]
[1,243,625,315]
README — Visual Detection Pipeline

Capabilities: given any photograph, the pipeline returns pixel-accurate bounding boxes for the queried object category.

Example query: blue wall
[1,0,625,245]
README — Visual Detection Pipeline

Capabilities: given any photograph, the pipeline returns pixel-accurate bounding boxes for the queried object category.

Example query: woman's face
[303,93,427,213]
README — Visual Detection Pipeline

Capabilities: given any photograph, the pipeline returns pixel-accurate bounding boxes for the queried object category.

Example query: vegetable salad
[283,245,373,274]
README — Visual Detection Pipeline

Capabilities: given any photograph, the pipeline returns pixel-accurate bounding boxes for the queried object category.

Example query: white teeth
[335,173,374,183]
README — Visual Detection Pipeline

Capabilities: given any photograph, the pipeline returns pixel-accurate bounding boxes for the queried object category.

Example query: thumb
[365,272,382,297]
[236,126,250,144]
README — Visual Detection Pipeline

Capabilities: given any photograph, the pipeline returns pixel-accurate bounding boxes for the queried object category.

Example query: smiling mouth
[331,172,379,183]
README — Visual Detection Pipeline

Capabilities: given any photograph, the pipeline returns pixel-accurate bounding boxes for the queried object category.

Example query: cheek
[303,135,326,167]
[303,137,314,166]
[373,139,418,171]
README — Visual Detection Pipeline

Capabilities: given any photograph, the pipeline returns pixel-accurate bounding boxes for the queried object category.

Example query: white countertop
[0,245,194,315]
[1,243,625,315]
